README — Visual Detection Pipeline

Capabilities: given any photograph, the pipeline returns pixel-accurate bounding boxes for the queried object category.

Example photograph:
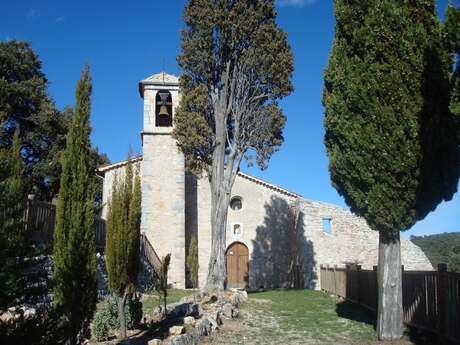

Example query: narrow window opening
[233,224,242,236]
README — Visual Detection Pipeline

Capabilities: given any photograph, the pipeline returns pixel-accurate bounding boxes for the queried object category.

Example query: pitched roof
[138,71,179,97]
[97,155,300,198]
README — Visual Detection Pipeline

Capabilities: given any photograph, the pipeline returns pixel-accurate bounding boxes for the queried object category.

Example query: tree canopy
[323,0,459,236]
[0,40,109,201]
[174,0,293,176]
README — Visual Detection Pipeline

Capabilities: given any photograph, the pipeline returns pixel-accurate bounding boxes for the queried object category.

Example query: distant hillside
[410,232,460,268]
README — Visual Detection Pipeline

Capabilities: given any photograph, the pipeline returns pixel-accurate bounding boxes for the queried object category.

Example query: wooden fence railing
[320,264,460,344]
[25,199,106,251]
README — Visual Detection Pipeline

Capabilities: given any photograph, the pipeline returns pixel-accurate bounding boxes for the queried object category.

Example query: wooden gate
[226,242,249,289]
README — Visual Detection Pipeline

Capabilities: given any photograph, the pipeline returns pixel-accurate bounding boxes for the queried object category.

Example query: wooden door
[226,242,249,289]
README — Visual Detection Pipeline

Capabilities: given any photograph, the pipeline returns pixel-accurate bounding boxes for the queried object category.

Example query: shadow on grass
[336,300,445,345]
[336,300,376,328]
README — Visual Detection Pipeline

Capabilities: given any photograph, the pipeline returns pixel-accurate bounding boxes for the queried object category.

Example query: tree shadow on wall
[250,196,317,290]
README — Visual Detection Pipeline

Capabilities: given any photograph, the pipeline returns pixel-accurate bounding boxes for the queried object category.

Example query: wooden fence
[25,199,106,251]
[320,264,460,344]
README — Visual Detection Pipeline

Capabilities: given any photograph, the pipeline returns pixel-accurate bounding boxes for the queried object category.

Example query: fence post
[373,265,378,312]
[437,263,447,343]
[333,264,337,296]
[356,265,362,305]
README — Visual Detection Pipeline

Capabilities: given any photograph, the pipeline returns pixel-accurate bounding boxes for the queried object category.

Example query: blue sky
[0,0,458,237]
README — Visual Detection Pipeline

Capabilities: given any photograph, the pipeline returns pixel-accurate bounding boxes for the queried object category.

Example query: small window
[322,218,332,234]
[233,224,242,236]
[230,196,242,211]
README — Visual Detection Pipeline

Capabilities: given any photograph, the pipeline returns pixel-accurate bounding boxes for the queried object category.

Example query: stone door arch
[226,242,249,289]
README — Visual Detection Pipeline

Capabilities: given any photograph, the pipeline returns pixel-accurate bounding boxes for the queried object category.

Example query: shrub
[90,295,143,340]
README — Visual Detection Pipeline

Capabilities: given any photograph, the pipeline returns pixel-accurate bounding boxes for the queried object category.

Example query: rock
[168,302,202,318]
[119,340,134,345]
[232,308,239,318]
[195,318,212,336]
[207,310,222,331]
[201,294,218,305]
[23,307,36,320]
[230,290,248,307]
[183,316,195,326]
[148,339,162,345]
[171,331,200,345]
[169,325,185,336]
[222,303,233,318]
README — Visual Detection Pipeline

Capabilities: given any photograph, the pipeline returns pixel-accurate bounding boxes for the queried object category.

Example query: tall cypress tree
[53,66,97,345]
[0,129,27,308]
[105,156,141,339]
[323,0,459,340]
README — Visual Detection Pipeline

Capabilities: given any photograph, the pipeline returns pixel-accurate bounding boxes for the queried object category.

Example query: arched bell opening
[155,90,173,127]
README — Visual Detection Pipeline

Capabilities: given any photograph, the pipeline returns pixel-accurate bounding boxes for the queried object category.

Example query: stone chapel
[98,72,433,290]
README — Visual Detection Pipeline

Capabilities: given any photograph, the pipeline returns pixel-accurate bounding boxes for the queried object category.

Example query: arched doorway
[226,242,249,289]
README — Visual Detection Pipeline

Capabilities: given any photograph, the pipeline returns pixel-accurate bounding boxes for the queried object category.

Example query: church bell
[158,92,171,118]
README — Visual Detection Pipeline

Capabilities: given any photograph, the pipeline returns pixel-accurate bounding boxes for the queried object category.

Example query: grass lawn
[141,288,193,314]
[204,289,421,345]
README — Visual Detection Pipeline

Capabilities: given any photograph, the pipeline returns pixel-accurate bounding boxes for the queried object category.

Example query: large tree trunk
[116,293,127,339]
[204,170,231,292]
[377,231,403,340]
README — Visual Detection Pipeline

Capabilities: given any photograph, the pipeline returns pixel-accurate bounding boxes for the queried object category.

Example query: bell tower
[139,72,185,288]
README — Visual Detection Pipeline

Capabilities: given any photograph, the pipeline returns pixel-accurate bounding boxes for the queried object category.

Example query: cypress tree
[0,129,27,308]
[105,156,141,339]
[53,66,97,345]
[187,235,199,300]
[446,2,460,131]
[323,0,459,340]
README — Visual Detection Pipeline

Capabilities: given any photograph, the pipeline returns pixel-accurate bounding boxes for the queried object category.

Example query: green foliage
[174,0,294,175]
[105,155,141,296]
[446,3,460,139]
[155,254,171,315]
[0,129,48,313]
[91,296,143,341]
[52,66,97,343]
[0,129,27,308]
[0,40,109,201]
[448,247,460,272]
[411,232,460,269]
[323,0,459,235]
[187,235,199,289]
[0,40,69,200]
[90,309,111,342]
[105,154,141,336]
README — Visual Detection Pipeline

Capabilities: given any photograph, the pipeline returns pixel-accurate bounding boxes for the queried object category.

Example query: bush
[91,308,111,342]
[90,294,143,341]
